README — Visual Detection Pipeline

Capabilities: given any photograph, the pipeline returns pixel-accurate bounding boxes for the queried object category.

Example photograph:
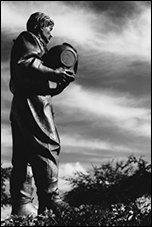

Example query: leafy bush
[1,203,151,226]
[1,164,12,207]
[64,155,151,207]
[1,156,151,226]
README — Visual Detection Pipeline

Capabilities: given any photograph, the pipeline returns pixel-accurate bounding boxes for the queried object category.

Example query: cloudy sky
[1,1,151,186]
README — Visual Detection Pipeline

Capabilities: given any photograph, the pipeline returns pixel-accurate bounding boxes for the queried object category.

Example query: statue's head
[26,12,54,44]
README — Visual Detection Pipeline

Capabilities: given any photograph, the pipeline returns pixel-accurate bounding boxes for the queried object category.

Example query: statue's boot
[11,202,37,217]
[38,182,70,216]
[10,165,37,217]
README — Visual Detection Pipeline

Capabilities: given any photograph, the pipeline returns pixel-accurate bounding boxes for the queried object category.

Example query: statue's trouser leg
[10,121,69,216]
[10,123,37,216]
[30,153,70,215]
[29,153,59,214]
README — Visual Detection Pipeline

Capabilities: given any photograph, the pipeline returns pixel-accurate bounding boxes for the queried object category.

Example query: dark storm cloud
[77,56,151,97]
[86,1,151,16]
[64,1,151,32]
[65,1,137,15]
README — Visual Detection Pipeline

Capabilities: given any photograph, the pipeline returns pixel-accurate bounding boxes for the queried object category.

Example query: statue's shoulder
[14,31,38,47]
[17,31,36,41]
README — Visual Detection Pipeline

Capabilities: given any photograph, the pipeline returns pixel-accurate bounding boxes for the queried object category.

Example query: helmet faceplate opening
[60,49,77,67]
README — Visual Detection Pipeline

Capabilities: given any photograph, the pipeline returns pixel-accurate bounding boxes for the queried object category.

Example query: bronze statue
[9,12,78,217]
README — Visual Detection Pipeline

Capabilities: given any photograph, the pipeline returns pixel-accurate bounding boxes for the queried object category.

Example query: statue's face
[40,25,53,44]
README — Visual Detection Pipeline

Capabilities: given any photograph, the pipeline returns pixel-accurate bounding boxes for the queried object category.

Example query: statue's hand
[54,67,75,83]
[63,69,75,82]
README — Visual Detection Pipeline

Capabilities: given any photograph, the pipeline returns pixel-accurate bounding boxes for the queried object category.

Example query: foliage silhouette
[64,155,151,207]
[1,164,12,207]
[1,156,151,226]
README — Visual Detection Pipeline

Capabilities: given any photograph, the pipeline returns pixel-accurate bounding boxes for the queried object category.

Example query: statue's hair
[26,12,54,34]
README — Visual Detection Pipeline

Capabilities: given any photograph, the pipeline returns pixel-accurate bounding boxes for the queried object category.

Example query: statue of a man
[9,12,76,217]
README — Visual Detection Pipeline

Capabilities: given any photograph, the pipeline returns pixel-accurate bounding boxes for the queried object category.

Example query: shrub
[64,155,151,207]
[1,156,151,226]
[1,164,12,207]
